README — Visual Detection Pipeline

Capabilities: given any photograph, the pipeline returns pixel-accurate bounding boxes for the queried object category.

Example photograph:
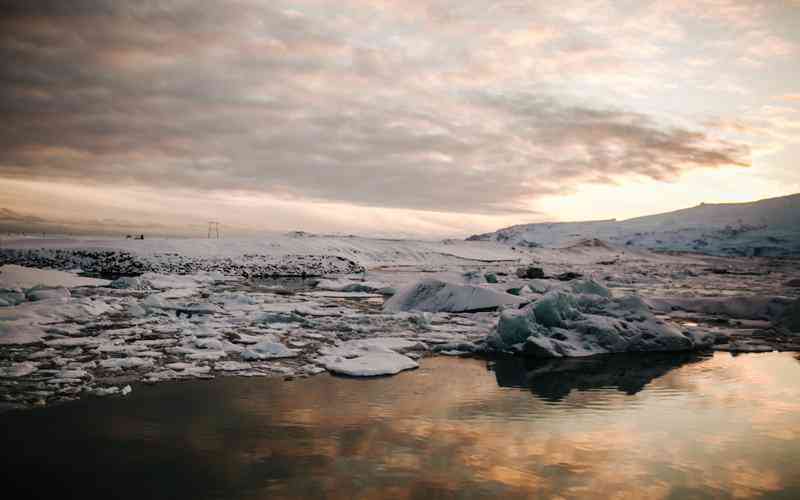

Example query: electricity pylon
[208,221,220,239]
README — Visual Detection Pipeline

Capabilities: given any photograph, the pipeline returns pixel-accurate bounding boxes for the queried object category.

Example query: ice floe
[384,278,525,313]
[314,338,423,376]
[241,340,298,360]
[647,296,793,320]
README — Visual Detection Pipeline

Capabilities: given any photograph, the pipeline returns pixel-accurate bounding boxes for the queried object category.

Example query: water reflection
[491,352,710,401]
[2,353,800,500]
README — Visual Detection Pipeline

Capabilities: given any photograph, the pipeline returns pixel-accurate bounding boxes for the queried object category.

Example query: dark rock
[555,272,583,281]
[516,266,545,279]
[713,332,731,345]
[780,298,800,333]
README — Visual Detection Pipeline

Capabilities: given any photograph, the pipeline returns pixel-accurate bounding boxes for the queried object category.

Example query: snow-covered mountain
[467,193,800,256]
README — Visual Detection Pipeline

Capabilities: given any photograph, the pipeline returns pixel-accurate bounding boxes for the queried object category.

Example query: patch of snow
[467,193,800,257]
[0,264,109,289]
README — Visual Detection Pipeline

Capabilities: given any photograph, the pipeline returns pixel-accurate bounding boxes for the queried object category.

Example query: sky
[0,0,798,238]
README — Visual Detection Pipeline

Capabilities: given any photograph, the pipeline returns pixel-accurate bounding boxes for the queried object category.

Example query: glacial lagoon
[3,351,800,499]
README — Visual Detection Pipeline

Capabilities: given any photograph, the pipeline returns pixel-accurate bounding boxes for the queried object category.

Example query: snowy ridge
[468,193,800,256]
[0,248,363,277]
[0,234,520,275]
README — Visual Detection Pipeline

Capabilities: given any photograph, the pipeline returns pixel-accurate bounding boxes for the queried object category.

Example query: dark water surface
[3,352,800,500]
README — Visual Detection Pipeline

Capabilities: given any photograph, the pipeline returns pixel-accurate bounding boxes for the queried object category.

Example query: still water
[2,352,800,499]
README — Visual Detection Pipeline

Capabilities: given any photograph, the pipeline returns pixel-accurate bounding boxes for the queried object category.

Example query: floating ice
[255,311,308,324]
[0,288,25,307]
[214,361,251,371]
[384,278,524,313]
[647,296,793,321]
[322,351,418,377]
[315,279,393,294]
[26,286,71,302]
[241,340,298,360]
[110,276,150,290]
[489,284,713,357]
[99,357,154,371]
[316,337,423,377]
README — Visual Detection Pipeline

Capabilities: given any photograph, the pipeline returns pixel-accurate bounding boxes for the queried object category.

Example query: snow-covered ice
[322,351,419,377]
[384,278,525,313]
[647,296,793,320]
[488,281,714,357]
[0,264,109,289]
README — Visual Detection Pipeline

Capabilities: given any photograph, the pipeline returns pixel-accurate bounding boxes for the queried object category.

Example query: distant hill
[467,193,800,257]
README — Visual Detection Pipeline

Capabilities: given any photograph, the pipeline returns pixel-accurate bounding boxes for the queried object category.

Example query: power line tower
[207,221,220,239]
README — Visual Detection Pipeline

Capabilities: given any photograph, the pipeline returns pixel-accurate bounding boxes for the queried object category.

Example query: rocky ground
[0,247,364,277]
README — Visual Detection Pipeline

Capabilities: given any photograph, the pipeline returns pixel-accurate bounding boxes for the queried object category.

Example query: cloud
[744,31,797,58]
[0,207,45,223]
[0,205,182,236]
[0,0,759,219]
